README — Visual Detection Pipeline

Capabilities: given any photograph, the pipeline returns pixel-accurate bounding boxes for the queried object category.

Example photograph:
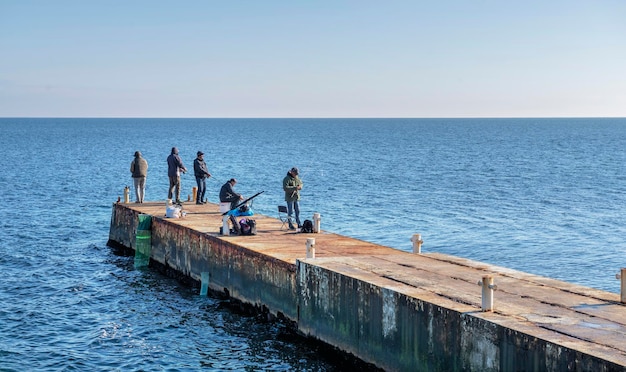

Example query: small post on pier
[219,203,231,236]
[123,186,130,204]
[313,213,321,233]
[411,234,423,254]
[617,268,626,304]
[222,216,230,236]
[192,186,197,202]
[479,275,497,312]
[306,238,316,258]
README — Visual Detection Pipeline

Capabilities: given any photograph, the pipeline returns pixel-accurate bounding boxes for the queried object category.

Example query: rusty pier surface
[108,201,626,371]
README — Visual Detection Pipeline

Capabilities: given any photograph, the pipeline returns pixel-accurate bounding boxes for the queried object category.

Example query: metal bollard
[222,216,230,236]
[411,234,423,254]
[192,186,197,202]
[477,275,497,312]
[123,186,130,203]
[617,268,626,303]
[313,213,321,233]
[306,238,316,258]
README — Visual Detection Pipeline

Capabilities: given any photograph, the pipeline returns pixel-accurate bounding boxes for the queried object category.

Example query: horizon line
[2,116,625,120]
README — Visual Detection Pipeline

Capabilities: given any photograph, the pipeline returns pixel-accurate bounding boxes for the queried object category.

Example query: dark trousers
[195,177,206,202]
[168,176,181,201]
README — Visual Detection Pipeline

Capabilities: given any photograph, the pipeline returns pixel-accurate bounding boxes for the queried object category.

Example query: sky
[1,1,625,118]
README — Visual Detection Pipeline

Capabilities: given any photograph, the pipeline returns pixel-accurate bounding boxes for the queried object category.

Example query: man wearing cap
[193,150,211,204]
[283,167,303,230]
[130,151,148,203]
[167,147,187,204]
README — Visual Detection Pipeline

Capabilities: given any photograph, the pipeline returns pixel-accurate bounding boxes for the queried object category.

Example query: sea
[1,117,625,370]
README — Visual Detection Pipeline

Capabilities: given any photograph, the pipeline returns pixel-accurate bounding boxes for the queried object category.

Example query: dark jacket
[167,149,186,177]
[193,158,210,178]
[130,153,148,178]
[220,181,241,204]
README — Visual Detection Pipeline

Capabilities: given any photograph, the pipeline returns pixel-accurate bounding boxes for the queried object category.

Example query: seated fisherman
[219,178,244,234]
[219,178,243,210]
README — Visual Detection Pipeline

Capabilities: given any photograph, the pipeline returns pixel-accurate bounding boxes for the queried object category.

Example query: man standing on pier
[167,147,187,204]
[193,150,211,204]
[130,151,148,203]
[283,167,302,230]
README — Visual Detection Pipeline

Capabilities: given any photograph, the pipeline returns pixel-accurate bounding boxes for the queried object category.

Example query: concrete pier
[108,201,626,371]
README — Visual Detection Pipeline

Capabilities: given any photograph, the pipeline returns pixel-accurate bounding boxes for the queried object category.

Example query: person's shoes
[288,223,296,230]
[175,200,183,204]
[196,201,202,205]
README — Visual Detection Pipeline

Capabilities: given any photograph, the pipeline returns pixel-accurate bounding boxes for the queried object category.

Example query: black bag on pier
[300,219,313,233]
[239,218,257,235]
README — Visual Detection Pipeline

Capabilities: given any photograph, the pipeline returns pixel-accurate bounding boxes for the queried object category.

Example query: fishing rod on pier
[222,191,265,215]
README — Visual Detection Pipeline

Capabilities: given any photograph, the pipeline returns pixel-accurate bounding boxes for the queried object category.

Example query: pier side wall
[108,203,138,250]
[108,204,298,321]
[295,260,622,372]
[296,259,461,371]
[151,218,298,320]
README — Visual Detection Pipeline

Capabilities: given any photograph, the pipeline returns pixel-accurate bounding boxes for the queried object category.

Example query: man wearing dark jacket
[193,151,211,204]
[167,147,187,203]
[219,178,242,209]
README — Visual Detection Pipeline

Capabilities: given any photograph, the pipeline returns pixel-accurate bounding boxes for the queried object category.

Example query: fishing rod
[222,191,265,215]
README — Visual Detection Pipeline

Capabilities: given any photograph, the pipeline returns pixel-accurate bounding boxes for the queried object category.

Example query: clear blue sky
[1,1,625,118]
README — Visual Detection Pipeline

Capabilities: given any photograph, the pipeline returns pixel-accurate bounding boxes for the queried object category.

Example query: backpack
[239,218,257,235]
[247,219,257,235]
[300,219,313,233]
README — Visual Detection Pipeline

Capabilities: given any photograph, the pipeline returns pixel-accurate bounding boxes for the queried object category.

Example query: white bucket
[219,202,231,214]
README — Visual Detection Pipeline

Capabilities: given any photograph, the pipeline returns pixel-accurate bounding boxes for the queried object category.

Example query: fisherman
[219,178,243,210]
[167,147,187,204]
[282,167,302,230]
[193,150,211,204]
[130,151,148,203]
[219,178,244,235]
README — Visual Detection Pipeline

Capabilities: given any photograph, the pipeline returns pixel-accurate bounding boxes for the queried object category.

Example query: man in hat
[130,151,148,203]
[193,150,211,204]
[167,147,187,204]
[282,167,303,230]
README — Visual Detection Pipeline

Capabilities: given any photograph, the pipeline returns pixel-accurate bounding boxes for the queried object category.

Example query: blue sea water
[1,117,625,370]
